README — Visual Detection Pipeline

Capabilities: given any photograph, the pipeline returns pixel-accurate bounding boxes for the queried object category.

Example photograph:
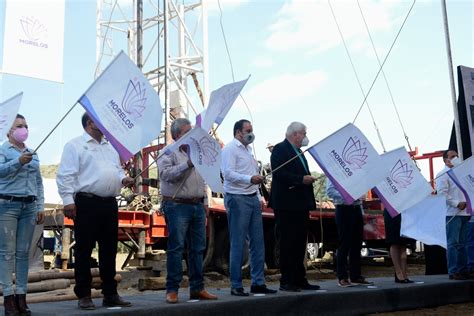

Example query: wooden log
[138,276,188,291]
[91,275,122,289]
[0,279,71,296]
[19,268,100,283]
[25,289,102,304]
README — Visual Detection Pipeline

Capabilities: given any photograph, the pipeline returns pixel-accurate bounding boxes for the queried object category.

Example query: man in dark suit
[269,122,320,292]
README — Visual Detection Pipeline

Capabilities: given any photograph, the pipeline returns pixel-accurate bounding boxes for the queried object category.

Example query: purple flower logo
[390,159,413,188]
[20,17,46,42]
[342,137,368,169]
[121,79,147,120]
[199,137,219,166]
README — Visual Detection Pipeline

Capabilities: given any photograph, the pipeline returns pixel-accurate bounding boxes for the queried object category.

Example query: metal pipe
[164,0,171,145]
[441,0,463,159]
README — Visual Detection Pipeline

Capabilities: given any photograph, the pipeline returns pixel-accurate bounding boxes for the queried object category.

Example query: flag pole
[33,103,78,153]
[264,148,310,178]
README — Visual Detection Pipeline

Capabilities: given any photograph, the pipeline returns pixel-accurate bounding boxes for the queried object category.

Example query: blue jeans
[225,193,265,289]
[0,200,37,296]
[446,215,470,275]
[465,221,474,271]
[163,201,206,293]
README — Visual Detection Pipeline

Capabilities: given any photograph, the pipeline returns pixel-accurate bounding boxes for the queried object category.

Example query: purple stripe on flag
[448,170,473,215]
[78,95,134,161]
[196,113,202,127]
[307,146,355,204]
[373,187,400,218]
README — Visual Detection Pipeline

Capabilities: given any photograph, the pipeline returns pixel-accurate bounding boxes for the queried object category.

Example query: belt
[0,194,36,203]
[162,196,204,205]
[75,192,116,201]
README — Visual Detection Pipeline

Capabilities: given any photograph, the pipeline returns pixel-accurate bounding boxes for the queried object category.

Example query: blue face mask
[243,132,255,145]
[450,157,461,167]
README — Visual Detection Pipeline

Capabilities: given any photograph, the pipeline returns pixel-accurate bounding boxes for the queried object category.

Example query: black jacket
[269,139,316,211]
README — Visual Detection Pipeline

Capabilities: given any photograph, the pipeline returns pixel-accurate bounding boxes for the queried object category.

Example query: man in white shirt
[436,149,470,280]
[57,113,134,310]
[221,119,277,296]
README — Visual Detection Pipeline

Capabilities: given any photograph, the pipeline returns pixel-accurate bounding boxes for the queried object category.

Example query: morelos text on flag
[0,92,23,140]
[400,195,447,248]
[308,123,384,204]
[2,0,65,82]
[374,147,433,218]
[199,76,250,132]
[447,156,474,214]
[78,51,163,161]
[160,127,223,193]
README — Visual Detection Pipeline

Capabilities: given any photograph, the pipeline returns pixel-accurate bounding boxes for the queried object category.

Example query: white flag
[447,156,474,214]
[400,195,447,248]
[2,0,65,82]
[78,51,163,161]
[199,77,249,131]
[161,127,223,193]
[0,93,23,140]
[308,123,384,204]
[374,147,433,218]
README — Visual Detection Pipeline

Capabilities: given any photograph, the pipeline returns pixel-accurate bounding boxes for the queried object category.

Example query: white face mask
[301,136,309,147]
[242,132,255,145]
[450,157,461,167]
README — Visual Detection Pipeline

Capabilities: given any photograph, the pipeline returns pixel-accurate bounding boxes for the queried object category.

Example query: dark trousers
[277,209,309,286]
[73,195,118,298]
[335,204,363,281]
[424,244,447,275]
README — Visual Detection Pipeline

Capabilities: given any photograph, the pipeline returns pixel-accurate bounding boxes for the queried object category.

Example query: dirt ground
[43,253,472,315]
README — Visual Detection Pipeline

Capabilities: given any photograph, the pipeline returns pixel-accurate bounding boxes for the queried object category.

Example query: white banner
[199,77,249,131]
[2,0,65,82]
[401,195,447,248]
[162,127,223,193]
[374,147,433,218]
[78,51,163,161]
[447,156,474,214]
[0,92,23,140]
[308,123,384,204]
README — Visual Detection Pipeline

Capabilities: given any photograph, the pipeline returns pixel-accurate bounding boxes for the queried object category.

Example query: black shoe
[298,282,320,290]
[279,284,301,292]
[250,284,277,294]
[102,294,132,307]
[231,288,249,296]
[78,296,95,310]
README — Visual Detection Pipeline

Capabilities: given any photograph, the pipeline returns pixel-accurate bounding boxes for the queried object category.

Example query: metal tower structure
[95,0,209,144]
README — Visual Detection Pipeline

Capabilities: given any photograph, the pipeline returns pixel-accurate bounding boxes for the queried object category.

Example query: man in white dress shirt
[57,113,134,310]
[436,149,470,280]
[221,119,277,296]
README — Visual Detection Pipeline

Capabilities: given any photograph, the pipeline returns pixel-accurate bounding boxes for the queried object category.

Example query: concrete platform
[5,275,474,316]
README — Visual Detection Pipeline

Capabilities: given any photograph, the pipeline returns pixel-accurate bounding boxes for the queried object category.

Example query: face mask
[12,127,28,143]
[242,132,255,145]
[301,136,309,147]
[450,157,461,167]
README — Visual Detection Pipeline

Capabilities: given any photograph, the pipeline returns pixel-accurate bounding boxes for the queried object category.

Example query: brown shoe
[449,273,468,280]
[189,289,218,300]
[4,295,19,316]
[15,294,31,315]
[166,292,178,304]
[102,294,132,307]
[78,296,95,310]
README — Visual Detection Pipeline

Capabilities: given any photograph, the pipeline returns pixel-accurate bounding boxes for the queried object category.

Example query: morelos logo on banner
[448,156,474,214]
[374,147,432,217]
[308,123,384,204]
[160,127,223,193]
[19,16,48,48]
[2,0,65,82]
[78,51,163,161]
[0,93,23,140]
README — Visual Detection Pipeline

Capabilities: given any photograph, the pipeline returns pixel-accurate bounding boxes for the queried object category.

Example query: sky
[0,0,473,179]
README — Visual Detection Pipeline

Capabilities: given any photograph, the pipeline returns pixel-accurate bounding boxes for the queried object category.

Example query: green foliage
[311,171,329,202]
